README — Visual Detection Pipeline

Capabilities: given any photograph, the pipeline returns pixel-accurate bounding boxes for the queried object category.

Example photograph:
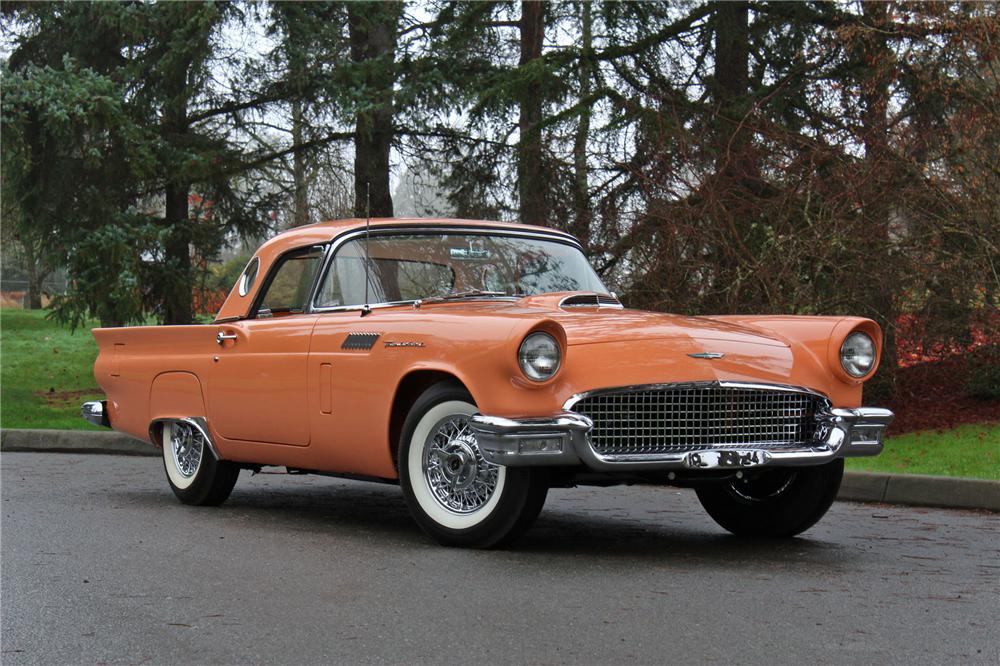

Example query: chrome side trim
[148,417,221,460]
[81,401,110,428]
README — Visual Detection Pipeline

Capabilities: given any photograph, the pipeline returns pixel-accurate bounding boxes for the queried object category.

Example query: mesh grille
[572,385,825,456]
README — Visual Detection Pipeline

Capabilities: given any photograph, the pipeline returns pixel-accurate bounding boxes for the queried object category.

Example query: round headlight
[518,332,561,382]
[840,332,876,377]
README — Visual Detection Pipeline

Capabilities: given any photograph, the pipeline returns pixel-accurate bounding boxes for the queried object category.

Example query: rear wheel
[695,460,844,537]
[398,382,548,548]
[162,421,240,506]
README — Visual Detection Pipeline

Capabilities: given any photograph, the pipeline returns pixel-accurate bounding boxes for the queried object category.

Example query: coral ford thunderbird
[84,218,893,547]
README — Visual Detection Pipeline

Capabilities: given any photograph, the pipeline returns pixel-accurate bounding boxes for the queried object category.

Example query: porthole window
[238,257,260,297]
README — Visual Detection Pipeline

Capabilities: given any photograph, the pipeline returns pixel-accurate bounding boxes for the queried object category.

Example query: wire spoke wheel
[161,420,239,507]
[400,385,548,547]
[422,415,500,514]
[170,421,204,479]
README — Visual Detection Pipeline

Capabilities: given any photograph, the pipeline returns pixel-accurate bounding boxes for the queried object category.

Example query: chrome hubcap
[422,415,500,514]
[171,422,204,479]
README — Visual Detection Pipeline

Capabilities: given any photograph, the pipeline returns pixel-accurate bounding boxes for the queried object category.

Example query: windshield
[314,232,607,308]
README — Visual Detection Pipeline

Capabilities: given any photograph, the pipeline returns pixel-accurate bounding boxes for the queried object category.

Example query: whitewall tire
[399,382,548,548]
[161,420,240,506]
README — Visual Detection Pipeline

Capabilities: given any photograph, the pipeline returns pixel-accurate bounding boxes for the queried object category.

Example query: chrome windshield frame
[307,224,594,315]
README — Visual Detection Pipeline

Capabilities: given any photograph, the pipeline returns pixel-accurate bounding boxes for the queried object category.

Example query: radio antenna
[361,182,372,317]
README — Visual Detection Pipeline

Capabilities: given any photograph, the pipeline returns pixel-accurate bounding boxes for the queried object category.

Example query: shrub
[966,346,1000,400]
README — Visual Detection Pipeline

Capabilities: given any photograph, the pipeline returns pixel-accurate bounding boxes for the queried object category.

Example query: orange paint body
[92,218,883,480]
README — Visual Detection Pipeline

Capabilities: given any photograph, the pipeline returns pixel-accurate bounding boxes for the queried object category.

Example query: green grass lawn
[2,307,998,479]
[1,308,105,430]
[846,423,999,481]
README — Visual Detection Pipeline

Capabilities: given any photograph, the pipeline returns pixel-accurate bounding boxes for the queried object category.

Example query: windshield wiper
[420,289,511,304]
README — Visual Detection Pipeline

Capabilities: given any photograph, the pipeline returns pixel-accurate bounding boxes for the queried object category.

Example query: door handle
[216,331,238,345]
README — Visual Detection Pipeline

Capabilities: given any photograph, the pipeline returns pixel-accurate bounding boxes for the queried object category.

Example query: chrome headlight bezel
[518,332,562,382]
[840,331,876,378]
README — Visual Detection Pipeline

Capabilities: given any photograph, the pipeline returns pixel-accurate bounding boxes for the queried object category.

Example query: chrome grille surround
[564,382,831,459]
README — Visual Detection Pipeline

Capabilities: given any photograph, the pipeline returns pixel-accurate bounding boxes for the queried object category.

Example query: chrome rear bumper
[81,401,110,428]
[470,407,894,471]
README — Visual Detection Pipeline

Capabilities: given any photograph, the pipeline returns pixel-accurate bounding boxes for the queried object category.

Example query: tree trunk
[858,0,897,397]
[163,181,192,325]
[161,67,192,325]
[713,1,752,181]
[570,0,592,246]
[518,0,546,227]
[707,1,754,311]
[291,98,310,227]
[23,239,45,309]
[348,2,398,218]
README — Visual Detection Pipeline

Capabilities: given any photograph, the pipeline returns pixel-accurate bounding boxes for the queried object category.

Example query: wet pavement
[2,452,998,664]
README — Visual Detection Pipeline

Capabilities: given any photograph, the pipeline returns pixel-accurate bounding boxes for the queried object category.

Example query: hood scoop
[559,293,624,310]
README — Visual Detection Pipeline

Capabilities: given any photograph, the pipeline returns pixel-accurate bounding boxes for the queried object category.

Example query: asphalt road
[2,453,998,665]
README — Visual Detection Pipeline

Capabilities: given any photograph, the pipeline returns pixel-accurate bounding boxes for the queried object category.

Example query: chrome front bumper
[470,407,894,471]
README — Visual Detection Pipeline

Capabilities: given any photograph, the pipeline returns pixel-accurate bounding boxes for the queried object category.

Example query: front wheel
[162,421,240,506]
[398,383,548,548]
[695,460,844,537]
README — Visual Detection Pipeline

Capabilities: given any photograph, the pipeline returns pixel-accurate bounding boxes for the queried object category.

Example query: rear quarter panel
[93,326,217,443]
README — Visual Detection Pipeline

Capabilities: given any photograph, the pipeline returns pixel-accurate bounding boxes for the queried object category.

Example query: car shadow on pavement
[118,475,857,567]
[520,510,851,567]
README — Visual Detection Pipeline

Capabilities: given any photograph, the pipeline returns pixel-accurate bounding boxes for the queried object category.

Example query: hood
[515,294,800,389]
[516,293,788,348]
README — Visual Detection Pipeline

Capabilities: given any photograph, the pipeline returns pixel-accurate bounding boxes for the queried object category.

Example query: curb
[2,429,998,512]
[837,470,1000,513]
[1,428,157,457]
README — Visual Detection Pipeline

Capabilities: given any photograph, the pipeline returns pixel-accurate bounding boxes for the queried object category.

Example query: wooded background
[3,1,998,397]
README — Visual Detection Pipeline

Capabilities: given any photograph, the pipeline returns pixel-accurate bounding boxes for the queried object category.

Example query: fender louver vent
[342,332,380,350]
[559,293,624,309]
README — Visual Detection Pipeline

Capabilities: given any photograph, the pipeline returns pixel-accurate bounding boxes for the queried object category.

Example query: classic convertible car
[84,217,893,547]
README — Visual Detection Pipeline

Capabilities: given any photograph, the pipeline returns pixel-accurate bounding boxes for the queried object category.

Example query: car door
[304,233,451,477]
[207,245,325,446]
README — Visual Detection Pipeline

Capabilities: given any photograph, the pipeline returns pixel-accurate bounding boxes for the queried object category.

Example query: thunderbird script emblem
[688,352,725,359]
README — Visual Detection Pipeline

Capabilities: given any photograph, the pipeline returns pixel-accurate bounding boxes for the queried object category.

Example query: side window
[315,237,453,308]
[255,246,324,318]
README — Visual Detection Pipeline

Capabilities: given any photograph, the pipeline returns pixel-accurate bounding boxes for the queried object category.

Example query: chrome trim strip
[309,225,586,315]
[238,256,260,297]
[562,380,830,412]
[81,401,109,428]
[304,242,335,314]
[148,417,221,460]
